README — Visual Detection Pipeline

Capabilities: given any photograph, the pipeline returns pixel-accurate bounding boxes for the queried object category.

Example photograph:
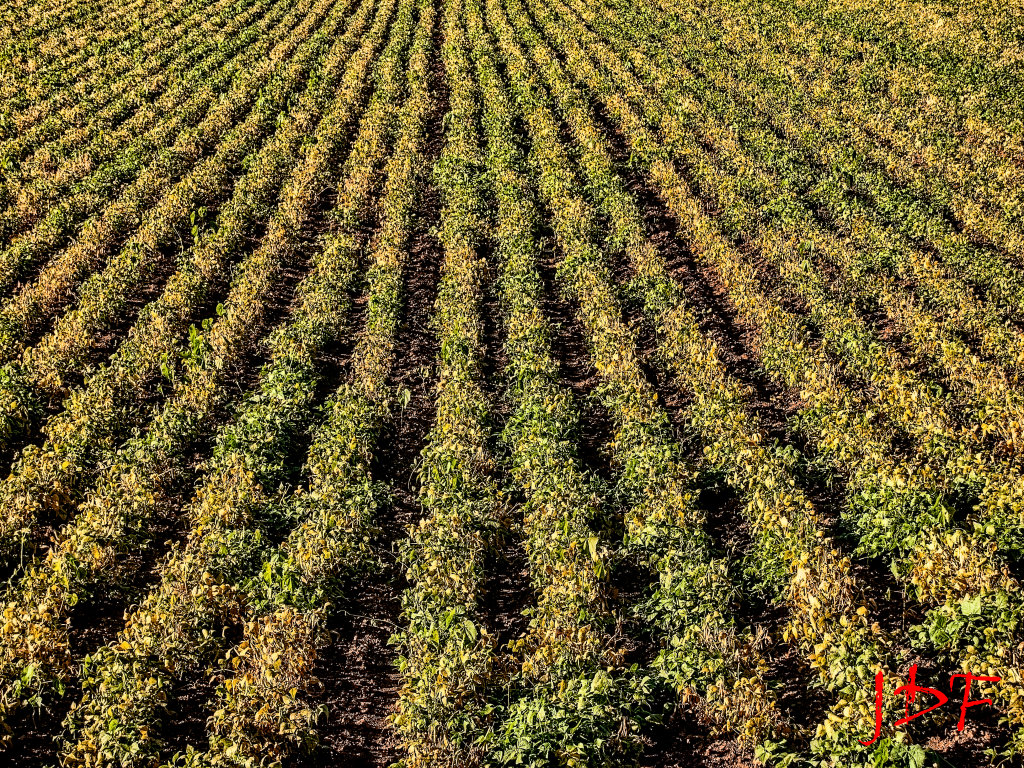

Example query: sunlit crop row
[540,0,1024,755]
[0,0,392,739]
[0,0,1022,763]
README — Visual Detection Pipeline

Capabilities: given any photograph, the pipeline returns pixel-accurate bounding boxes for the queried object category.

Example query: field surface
[0,0,1023,765]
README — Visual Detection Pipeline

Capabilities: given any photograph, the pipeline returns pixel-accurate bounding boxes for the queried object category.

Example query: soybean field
[0,0,1023,765]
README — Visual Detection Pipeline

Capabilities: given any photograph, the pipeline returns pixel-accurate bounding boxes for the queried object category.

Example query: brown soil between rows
[293,30,449,766]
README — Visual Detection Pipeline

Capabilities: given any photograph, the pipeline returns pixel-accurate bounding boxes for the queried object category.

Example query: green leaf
[960,595,982,616]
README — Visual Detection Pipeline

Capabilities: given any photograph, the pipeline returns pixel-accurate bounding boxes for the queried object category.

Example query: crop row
[188,2,434,762]
[0,0,217,178]
[468,0,645,761]
[0,0,337,427]
[561,0,1024,563]
[639,0,1024,261]
[55,0,413,760]
[533,0,1024,753]
[507,0,953,762]
[0,0,333,386]
[0,0,269,253]
[0,0,155,135]
[0,0,329,542]
[2,0,1022,763]
[0,0,165,118]
[587,0,1024,378]
[0,0,395,735]
[479,0,803,760]
[0,0,345,566]
[561,0,1019,465]
[0,0,290,295]
[746,0,1024,260]
[615,0,1024,329]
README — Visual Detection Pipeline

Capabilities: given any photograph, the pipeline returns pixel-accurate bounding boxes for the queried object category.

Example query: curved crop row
[467,1,640,761]
[739,0,1024,261]
[545,6,1024,751]
[0,0,270,252]
[56,0,413,761]
[0,0,396,731]
[0,0,333,451]
[0,0,363,571]
[641,0,1024,264]
[564,0,1024,450]
[633,0,1024,257]
[479,0,792,759]
[775,0,1024,144]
